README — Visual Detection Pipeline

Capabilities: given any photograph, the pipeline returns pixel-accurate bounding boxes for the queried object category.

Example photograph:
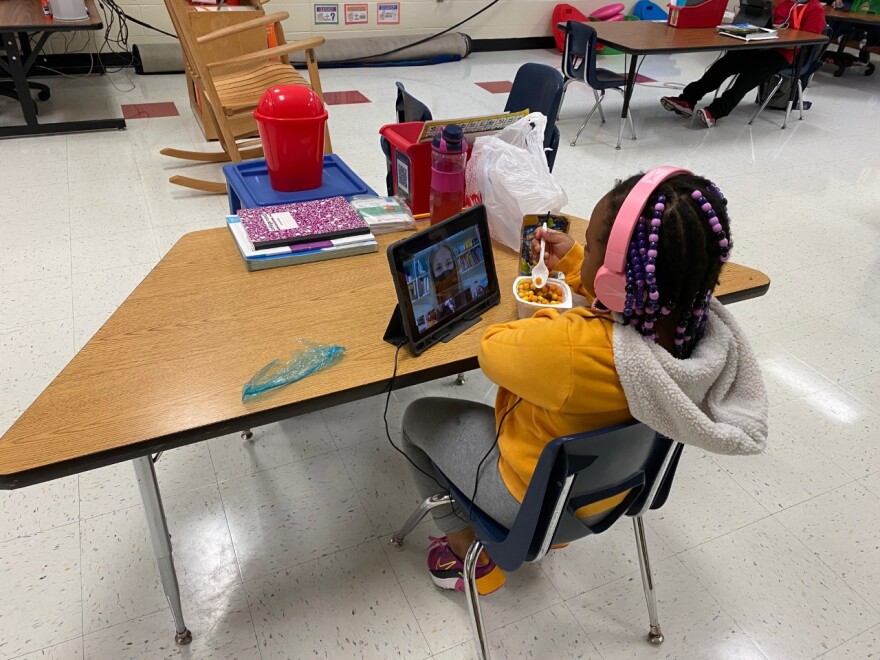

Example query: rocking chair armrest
[197,12,289,44]
[207,39,325,71]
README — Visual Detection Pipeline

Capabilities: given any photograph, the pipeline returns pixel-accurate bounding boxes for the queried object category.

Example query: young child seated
[400,168,768,595]
[660,0,826,127]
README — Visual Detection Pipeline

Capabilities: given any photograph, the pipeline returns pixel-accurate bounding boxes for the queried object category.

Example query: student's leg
[680,51,750,105]
[401,397,521,552]
[706,50,789,119]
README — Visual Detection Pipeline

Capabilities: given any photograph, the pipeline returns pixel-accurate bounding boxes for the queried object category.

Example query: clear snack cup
[513,276,573,319]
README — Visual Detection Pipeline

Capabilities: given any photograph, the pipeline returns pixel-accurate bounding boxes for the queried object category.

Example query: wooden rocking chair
[161,0,331,193]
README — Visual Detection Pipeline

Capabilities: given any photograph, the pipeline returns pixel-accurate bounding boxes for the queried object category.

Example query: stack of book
[717,23,778,41]
[227,197,378,271]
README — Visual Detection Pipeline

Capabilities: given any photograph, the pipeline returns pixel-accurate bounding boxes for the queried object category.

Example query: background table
[0,217,770,644]
[586,21,830,144]
[823,7,880,76]
[0,0,126,137]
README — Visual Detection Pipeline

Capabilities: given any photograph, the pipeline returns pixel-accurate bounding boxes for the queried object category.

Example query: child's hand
[532,227,575,270]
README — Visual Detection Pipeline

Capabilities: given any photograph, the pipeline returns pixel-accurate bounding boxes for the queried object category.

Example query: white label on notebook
[263,211,299,231]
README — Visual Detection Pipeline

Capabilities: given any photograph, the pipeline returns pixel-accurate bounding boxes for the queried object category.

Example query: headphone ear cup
[593,266,627,313]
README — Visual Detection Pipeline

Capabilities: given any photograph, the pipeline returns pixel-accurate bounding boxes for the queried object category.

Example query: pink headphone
[593,166,692,312]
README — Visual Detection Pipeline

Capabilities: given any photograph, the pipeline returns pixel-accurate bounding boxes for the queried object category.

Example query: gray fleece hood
[613,298,768,455]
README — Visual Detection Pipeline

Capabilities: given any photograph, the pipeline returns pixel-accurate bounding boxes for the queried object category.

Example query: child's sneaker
[660,96,694,117]
[427,536,506,595]
[697,107,716,128]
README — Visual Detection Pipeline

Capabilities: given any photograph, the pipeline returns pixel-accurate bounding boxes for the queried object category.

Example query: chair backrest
[563,21,600,87]
[811,26,835,68]
[732,0,773,27]
[395,82,433,123]
[453,420,681,572]
[504,62,565,153]
[792,26,834,76]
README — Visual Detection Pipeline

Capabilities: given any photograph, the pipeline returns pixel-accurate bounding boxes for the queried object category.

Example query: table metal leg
[1,31,39,129]
[618,54,640,150]
[782,47,807,130]
[0,30,126,138]
[132,456,193,646]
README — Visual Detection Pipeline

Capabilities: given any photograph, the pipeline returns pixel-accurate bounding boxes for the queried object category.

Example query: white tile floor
[0,46,879,660]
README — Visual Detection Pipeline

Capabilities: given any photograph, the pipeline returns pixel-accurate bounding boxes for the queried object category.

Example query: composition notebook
[226,216,377,271]
[237,197,371,250]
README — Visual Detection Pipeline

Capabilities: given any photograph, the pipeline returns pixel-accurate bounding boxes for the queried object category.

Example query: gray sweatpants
[400,397,521,534]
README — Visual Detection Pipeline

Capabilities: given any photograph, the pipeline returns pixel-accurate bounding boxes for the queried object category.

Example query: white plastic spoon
[532,222,549,288]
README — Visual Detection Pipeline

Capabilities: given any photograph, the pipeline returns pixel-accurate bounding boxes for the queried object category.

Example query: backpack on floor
[758,73,796,110]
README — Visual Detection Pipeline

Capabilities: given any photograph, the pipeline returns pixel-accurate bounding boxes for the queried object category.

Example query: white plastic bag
[465,112,567,251]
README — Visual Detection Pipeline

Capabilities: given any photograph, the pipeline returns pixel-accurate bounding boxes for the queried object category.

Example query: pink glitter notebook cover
[238,197,370,250]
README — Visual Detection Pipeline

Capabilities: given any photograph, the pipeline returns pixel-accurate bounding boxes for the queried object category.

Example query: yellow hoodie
[478,243,632,503]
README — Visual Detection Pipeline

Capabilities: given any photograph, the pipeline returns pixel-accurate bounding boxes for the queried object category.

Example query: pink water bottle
[429,124,468,225]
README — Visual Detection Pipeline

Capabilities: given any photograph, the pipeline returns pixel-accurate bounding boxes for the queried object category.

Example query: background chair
[560,20,636,149]
[750,27,833,129]
[1,34,51,109]
[503,62,564,171]
[392,421,684,660]
[732,0,773,28]
[394,81,433,124]
[160,0,330,193]
[381,82,433,195]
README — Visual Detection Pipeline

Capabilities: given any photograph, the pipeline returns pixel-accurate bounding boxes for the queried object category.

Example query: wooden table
[0,0,126,137]
[823,7,879,77]
[586,21,829,145]
[0,218,770,644]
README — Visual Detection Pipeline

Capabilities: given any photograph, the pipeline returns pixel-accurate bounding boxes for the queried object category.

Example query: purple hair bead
[691,190,702,200]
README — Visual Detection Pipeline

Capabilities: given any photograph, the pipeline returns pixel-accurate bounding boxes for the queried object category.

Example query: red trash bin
[253,85,328,192]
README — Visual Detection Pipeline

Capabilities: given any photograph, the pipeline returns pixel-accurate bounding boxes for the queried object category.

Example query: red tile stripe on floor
[121,102,179,119]
[475,81,513,94]
[613,73,657,83]
[323,91,371,105]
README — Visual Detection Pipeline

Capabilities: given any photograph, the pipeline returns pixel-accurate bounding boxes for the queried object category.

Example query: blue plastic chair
[749,27,833,129]
[732,0,773,27]
[381,82,433,195]
[391,420,684,660]
[394,81,433,124]
[560,20,637,149]
[503,63,565,171]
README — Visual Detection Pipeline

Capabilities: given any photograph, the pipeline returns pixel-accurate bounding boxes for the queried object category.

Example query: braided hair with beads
[602,173,732,359]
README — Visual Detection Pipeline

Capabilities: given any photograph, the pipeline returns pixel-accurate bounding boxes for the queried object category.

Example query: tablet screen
[388,206,500,353]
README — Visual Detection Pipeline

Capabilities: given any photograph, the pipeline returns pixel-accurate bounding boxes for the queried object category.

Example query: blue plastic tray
[224,155,376,213]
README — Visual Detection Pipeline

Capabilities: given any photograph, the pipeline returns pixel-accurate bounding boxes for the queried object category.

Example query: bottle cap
[432,124,466,153]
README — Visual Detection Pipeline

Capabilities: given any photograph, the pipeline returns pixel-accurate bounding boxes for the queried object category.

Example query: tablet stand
[383,304,408,347]
[383,304,483,349]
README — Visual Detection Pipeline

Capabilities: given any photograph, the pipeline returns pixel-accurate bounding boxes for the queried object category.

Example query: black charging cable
[330,0,502,65]
[383,344,456,492]
[467,397,521,520]
[96,0,502,64]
